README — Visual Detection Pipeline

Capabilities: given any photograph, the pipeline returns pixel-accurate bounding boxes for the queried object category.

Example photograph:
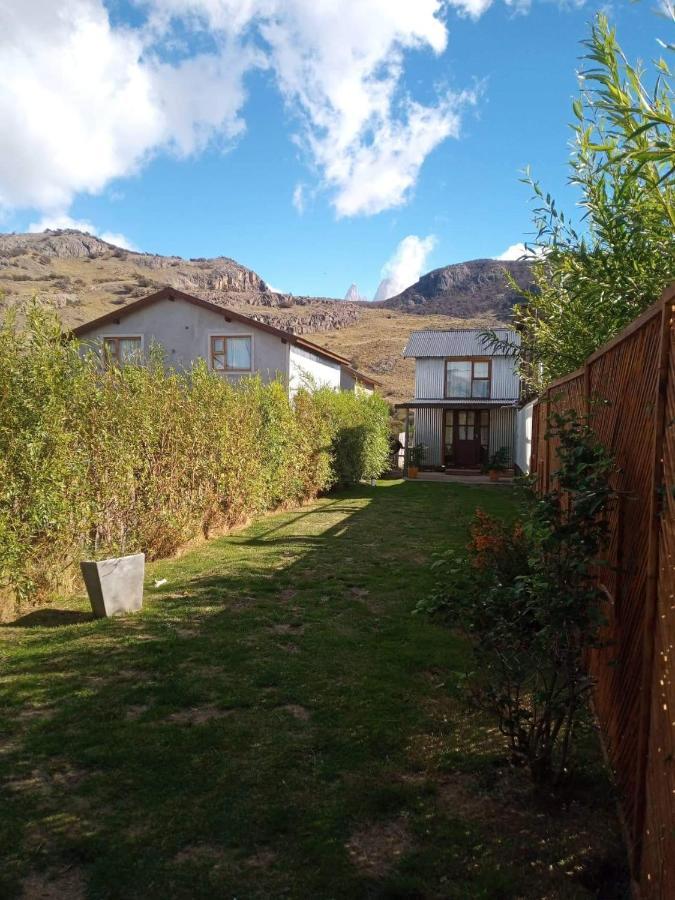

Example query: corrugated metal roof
[403,328,520,358]
[395,399,519,409]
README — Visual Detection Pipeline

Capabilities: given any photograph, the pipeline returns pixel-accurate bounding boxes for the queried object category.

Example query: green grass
[0,481,627,899]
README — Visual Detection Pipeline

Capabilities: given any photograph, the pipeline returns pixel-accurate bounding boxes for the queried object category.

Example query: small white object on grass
[154,578,168,588]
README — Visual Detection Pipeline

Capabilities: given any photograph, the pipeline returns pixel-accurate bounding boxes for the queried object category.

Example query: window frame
[101,334,144,368]
[444,357,492,400]
[208,333,254,374]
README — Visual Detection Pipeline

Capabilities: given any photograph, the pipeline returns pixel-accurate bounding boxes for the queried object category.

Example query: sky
[0,1,669,299]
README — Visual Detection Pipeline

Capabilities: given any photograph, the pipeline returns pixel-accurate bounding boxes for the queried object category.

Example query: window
[445,359,491,398]
[210,335,252,372]
[103,336,142,367]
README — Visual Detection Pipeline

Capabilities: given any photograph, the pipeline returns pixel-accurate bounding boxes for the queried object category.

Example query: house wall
[78,295,290,383]
[413,407,443,467]
[413,405,516,468]
[289,344,341,395]
[340,369,373,394]
[514,401,534,474]
[489,407,516,465]
[414,355,519,400]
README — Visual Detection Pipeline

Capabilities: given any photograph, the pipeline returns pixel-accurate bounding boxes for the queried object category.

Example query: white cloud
[0,0,252,215]
[0,0,471,221]
[495,242,544,260]
[374,234,437,300]
[292,184,306,214]
[0,0,572,224]
[28,214,137,250]
[446,0,496,18]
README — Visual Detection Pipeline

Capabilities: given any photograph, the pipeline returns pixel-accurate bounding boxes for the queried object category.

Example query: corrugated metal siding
[414,407,443,466]
[412,355,520,401]
[404,328,520,358]
[489,407,516,464]
[415,358,446,399]
[490,357,520,400]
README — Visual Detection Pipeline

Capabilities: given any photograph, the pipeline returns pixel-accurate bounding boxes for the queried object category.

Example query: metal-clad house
[398,328,521,469]
[72,286,374,396]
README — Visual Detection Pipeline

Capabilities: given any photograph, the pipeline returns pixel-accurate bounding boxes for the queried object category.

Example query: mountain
[0,231,527,402]
[379,258,535,318]
[344,283,364,301]
[0,229,360,335]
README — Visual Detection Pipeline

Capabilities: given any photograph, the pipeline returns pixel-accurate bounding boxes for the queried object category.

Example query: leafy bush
[309,387,391,487]
[418,411,615,784]
[0,308,390,608]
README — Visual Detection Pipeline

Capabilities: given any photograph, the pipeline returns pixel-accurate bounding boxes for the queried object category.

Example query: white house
[72,286,377,395]
[398,328,521,470]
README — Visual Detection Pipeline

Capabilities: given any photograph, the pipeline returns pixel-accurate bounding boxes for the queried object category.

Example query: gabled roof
[342,364,380,388]
[71,286,351,367]
[403,327,520,358]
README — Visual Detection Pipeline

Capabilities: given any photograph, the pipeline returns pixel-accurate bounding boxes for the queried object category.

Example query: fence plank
[530,286,675,898]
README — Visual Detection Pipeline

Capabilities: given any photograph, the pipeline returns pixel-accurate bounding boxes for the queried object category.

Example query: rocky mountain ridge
[0,230,360,334]
[0,230,529,401]
[379,257,534,318]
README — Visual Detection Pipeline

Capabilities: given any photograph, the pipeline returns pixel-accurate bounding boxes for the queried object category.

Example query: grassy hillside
[0,230,504,404]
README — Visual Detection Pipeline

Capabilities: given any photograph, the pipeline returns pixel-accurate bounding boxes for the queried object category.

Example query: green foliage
[486,446,509,472]
[309,386,391,486]
[407,443,427,468]
[498,12,675,391]
[0,307,390,605]
[418,411,615,784]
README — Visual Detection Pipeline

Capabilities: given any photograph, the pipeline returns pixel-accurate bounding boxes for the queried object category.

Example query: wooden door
[454,410,481,466]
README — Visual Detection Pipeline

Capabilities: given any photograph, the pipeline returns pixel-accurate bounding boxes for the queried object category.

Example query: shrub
[418,411,614,784]
[0,308,390,608]
[308,387,391,487]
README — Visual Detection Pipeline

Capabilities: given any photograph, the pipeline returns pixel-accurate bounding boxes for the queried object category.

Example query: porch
[395,399,518,475]
[406,470,515,485]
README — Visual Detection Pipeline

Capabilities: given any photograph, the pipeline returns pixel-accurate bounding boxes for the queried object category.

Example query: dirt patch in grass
[21,867,85,899]
[245,849,278,869]
[126,704,150,721]
[346,817,412,878]
[277,704,311,721]
[174,844,226,865]
[166,705,235,726]
[268,623,305,635]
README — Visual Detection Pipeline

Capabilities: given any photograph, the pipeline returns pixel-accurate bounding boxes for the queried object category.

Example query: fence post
[633,289,673,880]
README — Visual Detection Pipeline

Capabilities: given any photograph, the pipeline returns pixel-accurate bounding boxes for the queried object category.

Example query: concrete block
[80,553,145,618]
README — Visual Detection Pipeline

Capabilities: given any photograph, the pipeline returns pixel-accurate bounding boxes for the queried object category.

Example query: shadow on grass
[0,480,627,900]
[4,608,95,628]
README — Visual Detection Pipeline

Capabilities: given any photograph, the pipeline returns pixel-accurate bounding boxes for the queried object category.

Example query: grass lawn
[0,481,627,899]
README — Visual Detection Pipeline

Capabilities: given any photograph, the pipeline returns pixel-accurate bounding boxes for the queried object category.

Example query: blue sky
[0,1,668,299]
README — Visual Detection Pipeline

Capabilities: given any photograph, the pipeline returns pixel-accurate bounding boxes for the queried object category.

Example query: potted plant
[485,446,509,482]
[407,443,426,478]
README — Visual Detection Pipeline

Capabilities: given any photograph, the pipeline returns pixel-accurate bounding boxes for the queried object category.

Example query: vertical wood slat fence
[530,284,675,898]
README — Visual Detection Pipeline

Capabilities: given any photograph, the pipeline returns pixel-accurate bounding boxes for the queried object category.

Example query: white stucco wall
[514,400,534,474]
[289,344,341,395]
[78,295,290,384]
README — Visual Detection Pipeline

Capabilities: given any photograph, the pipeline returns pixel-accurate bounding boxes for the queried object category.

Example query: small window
[445,359,491,399]
[103,336,142,367]
[210,336,252,372]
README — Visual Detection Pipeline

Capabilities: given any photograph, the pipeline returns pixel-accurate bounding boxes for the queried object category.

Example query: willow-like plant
[490,12,675,392]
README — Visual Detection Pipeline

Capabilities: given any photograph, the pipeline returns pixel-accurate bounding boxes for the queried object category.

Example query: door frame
[442,408,491,469]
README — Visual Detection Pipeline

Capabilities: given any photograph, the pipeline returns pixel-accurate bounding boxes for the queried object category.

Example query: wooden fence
[530,283,675,898]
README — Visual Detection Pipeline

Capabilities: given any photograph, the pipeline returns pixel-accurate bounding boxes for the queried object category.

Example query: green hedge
[0,308,390,607]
